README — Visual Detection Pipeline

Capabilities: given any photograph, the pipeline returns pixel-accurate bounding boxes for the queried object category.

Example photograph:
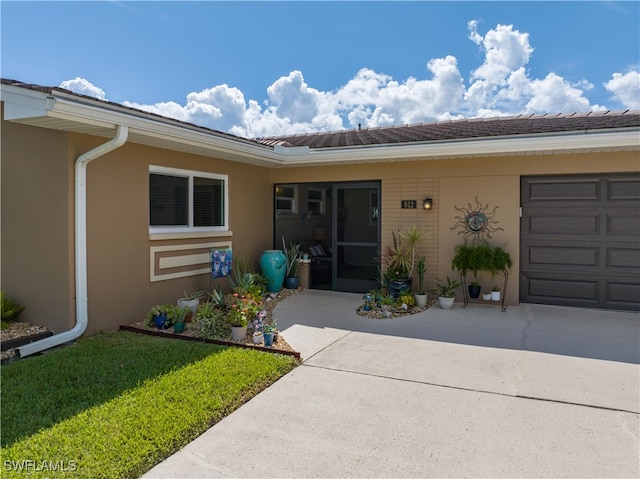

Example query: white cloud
[60,22,639,138]
[604,71,640,110]
[59,77,106,100]
[526,73,596,113]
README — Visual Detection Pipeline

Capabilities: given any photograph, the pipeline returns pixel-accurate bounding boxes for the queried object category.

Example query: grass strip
[1,331,297,478]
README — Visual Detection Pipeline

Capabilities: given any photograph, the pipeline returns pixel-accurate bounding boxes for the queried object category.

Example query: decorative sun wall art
[450,197,504,244]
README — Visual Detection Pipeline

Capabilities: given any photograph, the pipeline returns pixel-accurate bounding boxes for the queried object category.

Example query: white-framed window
[275,185,297,215]
[308,188,325,215]
[149,166,228,233]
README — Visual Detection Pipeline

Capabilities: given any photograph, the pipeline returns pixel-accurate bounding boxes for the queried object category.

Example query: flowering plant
[224,293,261,327]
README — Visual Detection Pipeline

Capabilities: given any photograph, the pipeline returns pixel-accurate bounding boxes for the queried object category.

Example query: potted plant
[491,285,501,302]
[146,304,174,330]
[171,305,190,333]
[177,289,204,319]
[224,293,260,341]
[490,246,513,278]
[489,246,511,302]
[468,281,482,299]
[263,320,277,347]
[381,224,424,298]
[253,330,263,344]
[482,290,492,301]
[414,256,428,308]
[451,243,493,299]
[428,276,463,310]
[282,236,301,289]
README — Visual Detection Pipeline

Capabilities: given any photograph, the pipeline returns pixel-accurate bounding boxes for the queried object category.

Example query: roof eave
[2,83,638,167]
[2,83,285,167]
[271,130,640,166]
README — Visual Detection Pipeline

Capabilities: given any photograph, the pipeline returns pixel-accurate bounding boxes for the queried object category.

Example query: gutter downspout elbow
[17,125,129,358]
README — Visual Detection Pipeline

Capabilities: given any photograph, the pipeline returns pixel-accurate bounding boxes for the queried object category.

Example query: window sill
[149,230,233,241]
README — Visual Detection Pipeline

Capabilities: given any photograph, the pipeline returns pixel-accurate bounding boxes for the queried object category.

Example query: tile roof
[3,78,639,151]
[256,111,640,149]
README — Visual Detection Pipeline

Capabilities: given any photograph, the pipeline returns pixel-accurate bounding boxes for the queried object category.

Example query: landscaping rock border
[119,325,301,360]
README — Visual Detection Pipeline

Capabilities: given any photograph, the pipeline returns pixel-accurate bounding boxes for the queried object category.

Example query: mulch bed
[1,322,52,363]
[356,298,437,319]
[125,287,304,359]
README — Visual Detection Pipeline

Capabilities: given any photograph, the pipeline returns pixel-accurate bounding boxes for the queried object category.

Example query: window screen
[194,177,224,227]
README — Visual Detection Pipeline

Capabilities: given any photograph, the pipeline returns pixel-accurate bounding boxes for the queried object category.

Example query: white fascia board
[1,84,56,120]
[46,97,286,165]
[274,130,640,165]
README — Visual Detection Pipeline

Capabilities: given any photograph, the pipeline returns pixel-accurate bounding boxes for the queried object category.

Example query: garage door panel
[528,246,598,267]
[527,276,599,300]
[607,282,640,307]
[527,178,600,201]
[520,274,599,308]
[521,173,640,311]
[607,248,640,269]
[608,178,640,200]
[529,214,599,235]
[607,214,640,236]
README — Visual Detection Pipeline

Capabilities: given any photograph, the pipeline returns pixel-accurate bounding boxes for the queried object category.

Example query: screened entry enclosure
[274,181,381,293]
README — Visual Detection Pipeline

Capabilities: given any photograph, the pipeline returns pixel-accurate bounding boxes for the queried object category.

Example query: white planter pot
[438,297,455,310]
[482,293,492,301]
[177,298,199,316]
[231,325,247,341]
[491,291,501,301]
[253,333,263,344]
[415,294,428,308]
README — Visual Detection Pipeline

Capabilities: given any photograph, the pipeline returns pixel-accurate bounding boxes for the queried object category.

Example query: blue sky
[2,1,639,138]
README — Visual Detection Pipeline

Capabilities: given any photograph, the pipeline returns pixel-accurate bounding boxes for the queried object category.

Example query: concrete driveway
[143,290,639,478]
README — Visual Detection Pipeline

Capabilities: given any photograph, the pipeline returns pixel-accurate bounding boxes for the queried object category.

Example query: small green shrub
[196,302,229,340]
[1,291,25,323]
[398,292,415,307]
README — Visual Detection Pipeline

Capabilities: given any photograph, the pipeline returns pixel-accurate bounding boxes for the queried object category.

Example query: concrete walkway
[143,290,640,478]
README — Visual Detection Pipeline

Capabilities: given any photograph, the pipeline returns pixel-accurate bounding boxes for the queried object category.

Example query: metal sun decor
[450,197,504,244]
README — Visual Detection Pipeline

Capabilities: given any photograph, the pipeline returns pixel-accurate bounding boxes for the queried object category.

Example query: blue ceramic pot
[263,332,275,347]
[387,278,412,299]
[154,313,170,329]
[468,284,482,299]
[284,277,299,289]
[260,250,286,292]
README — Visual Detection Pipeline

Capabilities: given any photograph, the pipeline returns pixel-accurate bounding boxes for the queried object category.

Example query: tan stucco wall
[271,151,640,305]
[3,109,638,335]
[2,120,274,334]
[82,137,273,333]
[1,118,75,333]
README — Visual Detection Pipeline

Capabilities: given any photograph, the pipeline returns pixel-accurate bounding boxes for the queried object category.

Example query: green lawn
[1,331,298,478]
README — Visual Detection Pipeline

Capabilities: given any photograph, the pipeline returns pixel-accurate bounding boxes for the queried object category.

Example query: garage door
[520,173,640,311]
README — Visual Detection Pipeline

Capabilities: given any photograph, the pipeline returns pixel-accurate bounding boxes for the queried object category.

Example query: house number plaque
[401,200,417,209]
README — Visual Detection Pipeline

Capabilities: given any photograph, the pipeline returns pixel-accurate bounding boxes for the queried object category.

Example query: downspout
[17,125,129,358]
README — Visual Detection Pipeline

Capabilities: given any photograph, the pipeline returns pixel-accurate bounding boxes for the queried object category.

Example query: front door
[333,182,381,292]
